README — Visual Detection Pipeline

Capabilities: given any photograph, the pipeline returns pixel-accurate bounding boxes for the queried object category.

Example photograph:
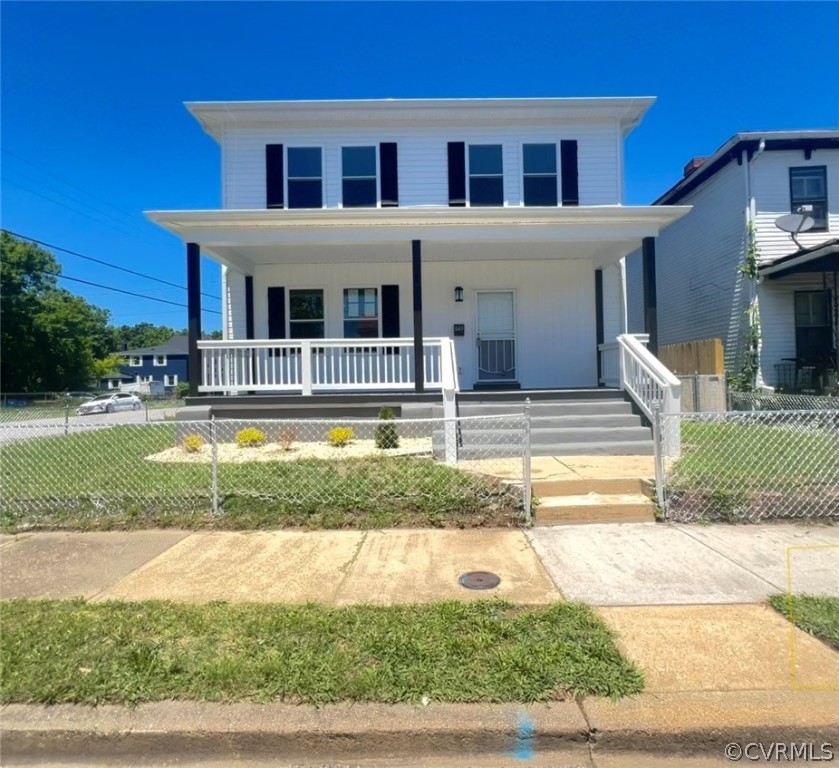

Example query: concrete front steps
[533,476,656,525]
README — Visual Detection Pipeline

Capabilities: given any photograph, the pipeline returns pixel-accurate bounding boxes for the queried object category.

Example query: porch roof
[145,205,691,271]
[759,239,839,279]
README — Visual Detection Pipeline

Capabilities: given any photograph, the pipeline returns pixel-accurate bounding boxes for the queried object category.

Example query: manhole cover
[459,571,501,590]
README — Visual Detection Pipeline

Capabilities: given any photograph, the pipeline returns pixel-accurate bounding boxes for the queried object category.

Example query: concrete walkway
[529,521,839,605]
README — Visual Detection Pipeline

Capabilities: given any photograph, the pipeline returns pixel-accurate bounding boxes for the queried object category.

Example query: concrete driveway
[528,521,839,605]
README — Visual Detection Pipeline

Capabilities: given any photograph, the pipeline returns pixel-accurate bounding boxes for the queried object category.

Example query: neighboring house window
[287,147,323,209]
[522,144,558,206]
[107,379,119,389]
[468,145,504,207]
[342,146,377,207]
[164,374,178,387]
[795,291,832,363]
[344,288,379,338]
[288,289,325,338]
[128,356,142,367]
[790,166,828,231]
[153,355,167,366]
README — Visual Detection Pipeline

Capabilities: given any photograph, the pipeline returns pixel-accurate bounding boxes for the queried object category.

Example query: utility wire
[3,230,221,301]
[44,270,222,315]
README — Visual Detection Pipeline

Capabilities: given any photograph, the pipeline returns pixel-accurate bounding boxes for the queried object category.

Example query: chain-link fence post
[651,404,666,519]
[144,400,150,423]
[523,398,533,525]
[64,395,70,436]
[210,415,219,516]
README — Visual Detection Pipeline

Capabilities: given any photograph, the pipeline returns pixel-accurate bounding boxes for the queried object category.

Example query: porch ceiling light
[454,286,464,303]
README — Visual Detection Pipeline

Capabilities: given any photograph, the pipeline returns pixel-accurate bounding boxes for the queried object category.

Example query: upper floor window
[153,355,167,367]
[790,166,827,231]
[468,145,503,207]
[342,147,377,208]
[128,356,142,367]
[522,144,558,206]
[287,148,323,209]
[344,288,379,338]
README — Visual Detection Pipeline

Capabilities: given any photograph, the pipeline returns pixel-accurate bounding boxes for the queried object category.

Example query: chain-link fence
[657,410,839,523]
[0,413,531,531]
[729,391,839,412]
[0,392,183,428]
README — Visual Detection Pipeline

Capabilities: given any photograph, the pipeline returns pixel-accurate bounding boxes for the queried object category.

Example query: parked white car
[76,392,142,415]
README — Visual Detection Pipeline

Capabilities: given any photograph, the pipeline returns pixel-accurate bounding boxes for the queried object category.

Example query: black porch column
[186,242,202,397]
[642,237,658,355]
[244,276,255,339]
[412,239,424,393]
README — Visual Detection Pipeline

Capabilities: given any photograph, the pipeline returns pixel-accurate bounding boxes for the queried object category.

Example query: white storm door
[476,291,516,382]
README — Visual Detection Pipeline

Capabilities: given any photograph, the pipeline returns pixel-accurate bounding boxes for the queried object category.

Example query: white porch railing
[198,337,454,396]
[617,333,681,458]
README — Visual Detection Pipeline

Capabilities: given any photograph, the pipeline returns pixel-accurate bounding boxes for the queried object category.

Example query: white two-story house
[147,97,689,447]
[626,130,839,395]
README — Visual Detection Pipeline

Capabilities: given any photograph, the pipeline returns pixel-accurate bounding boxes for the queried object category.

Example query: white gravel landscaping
[146,437,434,464]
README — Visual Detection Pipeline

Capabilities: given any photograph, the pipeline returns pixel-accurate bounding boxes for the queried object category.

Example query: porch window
[343,288,379,338]
[522,144,558,206]
[790,167,827,231]
[288,289,325,338]
[795,290,833,363]
[287,148,323,209]
[468,145,503,207]
[342,147,377,207]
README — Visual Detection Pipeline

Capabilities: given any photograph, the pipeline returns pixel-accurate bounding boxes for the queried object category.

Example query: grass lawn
[769,594,839,651]
[0,425,523,532]
[674,419,836,488]
[0,599,643,705]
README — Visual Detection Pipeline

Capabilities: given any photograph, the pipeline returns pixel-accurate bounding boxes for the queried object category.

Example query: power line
[44,271,222,315]
[3,230,221,301]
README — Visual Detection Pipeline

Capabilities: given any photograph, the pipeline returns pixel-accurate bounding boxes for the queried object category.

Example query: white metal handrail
[617,333,681,457]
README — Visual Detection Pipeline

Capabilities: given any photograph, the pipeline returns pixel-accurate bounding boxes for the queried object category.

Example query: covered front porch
[758,239,839,395]
[146,206,689,398]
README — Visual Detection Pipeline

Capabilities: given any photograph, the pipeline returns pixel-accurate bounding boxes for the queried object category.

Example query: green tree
[1,232,112,392]
[110,323,184,351]
[90,354,127,383]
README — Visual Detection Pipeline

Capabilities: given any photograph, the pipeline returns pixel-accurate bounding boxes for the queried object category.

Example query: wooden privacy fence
[659,339,724,376]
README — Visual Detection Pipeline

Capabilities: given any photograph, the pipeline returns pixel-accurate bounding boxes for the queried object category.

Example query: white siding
[221,123,620,210]
[758,273,834,388]
[652,162,749,372]
[250,245,598,389]
[751,149,839,263]
[601,263,623,341]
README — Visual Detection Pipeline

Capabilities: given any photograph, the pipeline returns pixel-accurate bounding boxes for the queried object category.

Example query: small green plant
[327,426,354,448]
[708,488,748,522]
[176,382,189,399]
[374,407,400,449]
[277,428,297,452]
[182,434,205,454]
[237,427,267,448]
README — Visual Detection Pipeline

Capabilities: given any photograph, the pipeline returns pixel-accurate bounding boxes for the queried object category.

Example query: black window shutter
[447,142,466,206]
[560,140,579,206]
[380,143,399,207]
[267,287,286,338]
[381,285,400,337]
[266,144,284,209]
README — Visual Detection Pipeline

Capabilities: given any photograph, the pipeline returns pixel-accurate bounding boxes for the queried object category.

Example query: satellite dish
[775,212,815,250]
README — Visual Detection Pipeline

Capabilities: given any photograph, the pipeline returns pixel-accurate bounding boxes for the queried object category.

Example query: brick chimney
[683,157,707,178]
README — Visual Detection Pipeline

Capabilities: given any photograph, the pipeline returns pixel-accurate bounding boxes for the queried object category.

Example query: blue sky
[2,1,837,332]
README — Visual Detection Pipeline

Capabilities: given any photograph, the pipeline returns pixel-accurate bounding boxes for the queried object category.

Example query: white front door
[476,290,516,382]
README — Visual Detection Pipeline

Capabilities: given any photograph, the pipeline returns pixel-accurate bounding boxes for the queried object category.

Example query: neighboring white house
[147,97,689,399]
[626,130,839,394]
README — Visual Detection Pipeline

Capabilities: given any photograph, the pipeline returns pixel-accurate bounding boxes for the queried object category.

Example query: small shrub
[176,382,189,399]
[182,434,205,454]
[375,406,400,449]
[278,428,297,452]
[327,426,354,448]
[237,427,267,448]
